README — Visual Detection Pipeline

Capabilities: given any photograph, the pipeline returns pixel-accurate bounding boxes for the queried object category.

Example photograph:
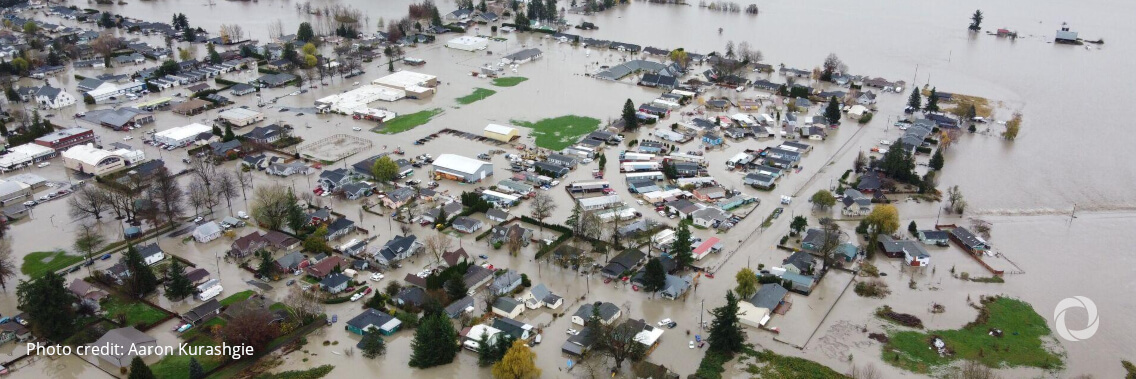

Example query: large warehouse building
[372,71,438,99]
[446,36,489,52]
[61,144,143,176]
[154,123,212,147]
[315,85,406,114]
[483,124,520,142]
[432,154,493,183]
[0,144,56,171]
[218,108,265,127]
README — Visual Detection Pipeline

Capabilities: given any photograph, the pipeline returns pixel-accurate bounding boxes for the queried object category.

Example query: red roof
[693,237,720,260]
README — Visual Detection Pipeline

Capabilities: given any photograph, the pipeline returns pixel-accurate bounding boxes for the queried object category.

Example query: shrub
[858,112,873,124]
[876,305,924,328]
[854,279,890,298]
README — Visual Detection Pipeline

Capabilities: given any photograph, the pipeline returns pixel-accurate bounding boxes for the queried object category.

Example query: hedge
[214,77,241,86]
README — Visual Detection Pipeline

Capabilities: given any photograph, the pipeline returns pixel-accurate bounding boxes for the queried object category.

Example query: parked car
[370,273,384,281]
[350,292,365,302]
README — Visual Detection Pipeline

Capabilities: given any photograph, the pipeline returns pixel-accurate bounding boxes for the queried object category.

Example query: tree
[68,185,110,221]
[790,216,808,236]
[816,218,844,271]
[811,189,836,210]
[621,98,639,131]
[668,48,690,69]
[123,244,159,298]
[906,88,922,110]
[149,167,185,226]
[360,329,387,358]
[529,192,557,228]
[222,306,279,352]
[565,203,582,235]
[492,340,541,379]
[128,356,156,379]
[969,10,983,31]
[304,227,333,254]
[1002,112,1022,140]
[183,27,198,43]
[206,43,221,64]
[947,185,967,214]
[879,140,918,184]
[734,268,759,299]
[297,22,314,43]
[17,271,75,341]
[672,221,693,268]
[642,258,667,293]
[371,156,399,182]
[930,149,945,170]
[595,319,646,371]
[925,87,940,113]
[223,123,235,141]
[0,239,14,291]
[824,96,841,124]
[408,312,460,368]
[73,224,105,274]
[865,205,900,236]
[252,184,294,230]
[215,172,238,215]
[164,259,195,300]
[908,220,919,236]
[22,21,37,35]
[283,285,324,323]
[256,250,277,279]
[188,358,206,379]
[506,229,525,257]
[424,232,453,265]
[821,53,843,82]
[708,291,745,354]
[445,277,468,301]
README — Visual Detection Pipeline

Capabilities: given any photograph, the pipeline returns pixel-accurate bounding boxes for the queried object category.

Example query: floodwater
[2,0,1135,377]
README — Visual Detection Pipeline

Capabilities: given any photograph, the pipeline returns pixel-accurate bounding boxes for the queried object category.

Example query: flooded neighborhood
[0,0,1133,378]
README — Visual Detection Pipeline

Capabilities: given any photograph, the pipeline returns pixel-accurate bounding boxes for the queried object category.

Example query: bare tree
[268,19,284,40]
[148,166,185,226]
[73,224,106,276]
[215,172,238,215]
[424,232,453,265]
[188,156,219,199]
[90,31,119,66]
[283,285,325,322]
[506,229,524,257]
[251,184,293,230]
[68,185,111,221]
[221,306,280,352]
[187,181,210,217]
[579,210,604,241]
[529,192,557,231]
[0,238,15,291]
[234,169,253,201]
[849,364,882,379]
[219,24,245,44]
[817,218,845,272]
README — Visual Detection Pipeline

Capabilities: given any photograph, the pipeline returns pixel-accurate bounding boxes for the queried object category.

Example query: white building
[432,154,493,183]
[315,85,406,113]
[154,123,213,147]
[483,124,520,142]
[0,144,56,171]
[61,144,136,176]
[445,36,489,52]
[35,85,76,109]
[193,222,223,243]
[217,108,265,127]
[372,71,437,99]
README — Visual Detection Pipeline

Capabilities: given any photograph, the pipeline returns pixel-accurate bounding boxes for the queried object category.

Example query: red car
[704,273,715,279]
[364,287,373,295]
[632,285,640,292]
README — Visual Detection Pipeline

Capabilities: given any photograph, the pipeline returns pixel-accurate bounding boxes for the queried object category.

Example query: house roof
[184,268,210,283]
[494,297,523,313]
[396,286,427,307]
[136,243,163,260]
[433,154,490,175]
[265,231,300,249]
[232,232,266,251]
[602,249,645,277]
[451,216,482,230]
[89,327,157,367]
[327,217,355,235]
[492,317,532,340]
[784,251,815,271]
[346,308,399,332]
[445,296,476,318]
[442,247,469,267]
[183,299,222,323]
[574,301,621,322]
[748,283,788,310]
[802,228,840,249]
[320,272,351,288]
[490,270,522,292]
[379,235,418,261]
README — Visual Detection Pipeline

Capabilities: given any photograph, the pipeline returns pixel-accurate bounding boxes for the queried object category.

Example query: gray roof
[748,283,788,310]
[89,327,157,367]
[346,308,398,332]
[320,272,350,288]
[494,297,522,313]
[503,48,542,61]
[574,301,620,322]
[445,296,476,318]
[784,251,815,272]
[35,85,62,99]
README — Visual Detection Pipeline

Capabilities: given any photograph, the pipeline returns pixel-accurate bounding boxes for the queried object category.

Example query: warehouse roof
[433,154,490,175]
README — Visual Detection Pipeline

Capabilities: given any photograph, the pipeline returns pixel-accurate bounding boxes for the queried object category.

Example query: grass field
[254,365,334,379]
[22,250,84,276]
[512,115,602,150]
[882,296,1063,373]
[456,87,497,105]
[219,290,256,307]
[102,296,168,328]
[150,336,226,379]
[741,348,849,379]
[491,77,528,87]
[373,108,443,134]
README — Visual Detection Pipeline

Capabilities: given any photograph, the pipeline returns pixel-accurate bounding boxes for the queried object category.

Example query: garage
[483,123,520,142]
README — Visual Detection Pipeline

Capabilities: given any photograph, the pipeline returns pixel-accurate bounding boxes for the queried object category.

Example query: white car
[370,273,384,281]
[352,127,362,131]
[657,318,673,326]
[237,211,249,219]
[636,199,645,205]
[350,292,365,302]
[37,162,50,168]
[879,140,891,146]
[123,136,133,141]
[566,329,579,336]
[689,341,695,349]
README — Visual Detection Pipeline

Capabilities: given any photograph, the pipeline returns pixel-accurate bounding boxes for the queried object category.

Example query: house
[835,243,859,262]
[382,187,415,209]
[745,173,776,190]
[432,154,493,183]
[949,227,990,254]
[857,91,877,105]
[69,278,109,303]
[88,327,157,368]
[184,268,211,286]
[208,140,242,157]
[305,255,348,279]
[241,124,285,144]
[489,223,532,246]
[172,99,211,116]
[135,243,165,266]
[523,284,564,309]
[572,302,622,326]
[561,327,595,356]
[342,182,372,200]
[501,48,542,64]
[0,322,32,346]
[394,287,428,308]
[445,8,474,21]
[254,73,297,88]
[660,274,693,300]
[857,170,883,193]
[841,189,872,216]
[442,247,470,267]
[373,235,422,266]
[320,273,351,294]
[489,270,523,295]
[702,132,723,147]
[738,283,789,328]
[545,153,579,169]
[801,228,841,252]
[904,245,931,267]
[267,161,311,177]
[780,272,815,295]
[492,317,534,340]
[345,309,402,336]
[622,318,664,351]
[451,216,484,234]
[492,297,524,318]
[181,299,223,325]
[486,208,510,223]
[325,218,356,241]
[421,201,464,225]
[782,251,815,275]
[484,123,520,142]
[265,231,301,251]
[35,85,77,109]
[876,235,931,268]
[445,296,477,318]
[193,222,223,243]
[308,209,332,225]
[918,230,950,246]
[475,11,499,23]
[601,249,646,278]
[692,207,731,229]
[230,232,268,258]
[230,83,256,96]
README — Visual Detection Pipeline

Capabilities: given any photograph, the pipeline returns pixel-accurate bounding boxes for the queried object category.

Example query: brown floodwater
[3,0,1135,377]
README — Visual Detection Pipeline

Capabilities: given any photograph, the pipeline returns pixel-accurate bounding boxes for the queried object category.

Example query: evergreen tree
[477,331,495,367]
[925,87,940,112]
[908,220,918,236]
[969,10,983,31]
[478,0,488,12]
[223,124,235,141]
[123,244,158,298]
[641,258,667,293]
[183,27,197,43]
[824,96,841,124]
[16,271,75,341]
[256,250,276,279]
[164,259,195,300]
[409,313,460,368]
[430,7,443,26]
[360,329,387,358]
[128,356,156,379]
[907,88,922,110]
[206,43,221,64]
[621,99,639,131]
[188,358,206,379]
[707,291,745,354]
[929,149,944,171]
[297,22,314,43]
[212,124,223,137]
[436,206,448,227]
[565,203,582,235]
[672,221,693,268]
[445,277,468,301]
